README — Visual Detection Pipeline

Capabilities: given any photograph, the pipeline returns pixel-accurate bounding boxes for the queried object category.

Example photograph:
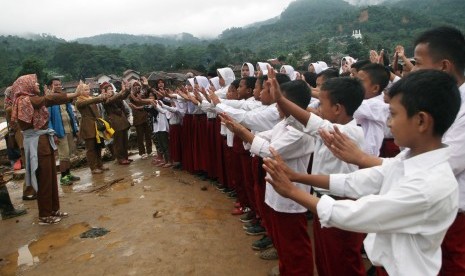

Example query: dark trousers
[135,122,152,155]
[37,135,60,217]
[155,131,170,162]
[440,213,465,275]
[84,138,103,170]
[113,129,129,161]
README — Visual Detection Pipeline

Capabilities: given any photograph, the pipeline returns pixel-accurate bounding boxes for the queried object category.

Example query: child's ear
[417,111,434,134]
[440,59,454,74]
[372,84,380,95]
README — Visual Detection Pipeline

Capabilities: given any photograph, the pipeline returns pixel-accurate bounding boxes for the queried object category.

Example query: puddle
[112,198,132,206]
[72,182,93,192]
[0,223,90,275]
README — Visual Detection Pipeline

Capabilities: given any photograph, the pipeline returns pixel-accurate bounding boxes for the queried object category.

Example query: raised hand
[369,50,379,64]
[262,155,295,198]
[395,45,405,59]
[318,126,363,164]
[141,76,149,87]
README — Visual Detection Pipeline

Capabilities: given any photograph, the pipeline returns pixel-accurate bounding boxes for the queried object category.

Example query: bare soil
[0,156,280,276]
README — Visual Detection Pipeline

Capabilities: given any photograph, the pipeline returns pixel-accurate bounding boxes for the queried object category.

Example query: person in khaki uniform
[76,83,109,174]
[128,79,155,160]
[11,74,82,225]
[102,82,131,165]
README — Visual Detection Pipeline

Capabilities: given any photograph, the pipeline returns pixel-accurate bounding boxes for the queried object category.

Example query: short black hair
[259,73,291,86]
[414,26,465,73]
[241,76,257,90]
[359,63,390,94]
[351,60,371,71]
[321,77,364,116]
[281,80,311,110]
[230,79,241,89]
[303,72,317,88]
[47,78,61,86]
[389,69,461,136]
[317,68,339,81]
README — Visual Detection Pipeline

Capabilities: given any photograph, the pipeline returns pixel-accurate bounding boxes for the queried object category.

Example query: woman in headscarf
[4,86,36,200]
[215,67,236,99]
[76,82,110,174]
[11,74,81,224]
[102,82,131,165]
[256,62,272,76]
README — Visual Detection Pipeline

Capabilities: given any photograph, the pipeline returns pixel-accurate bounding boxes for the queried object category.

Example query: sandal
[52,210,69,218]
[38,216,61,225]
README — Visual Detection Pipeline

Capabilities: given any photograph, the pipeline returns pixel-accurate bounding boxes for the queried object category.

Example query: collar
[401,145,450,177]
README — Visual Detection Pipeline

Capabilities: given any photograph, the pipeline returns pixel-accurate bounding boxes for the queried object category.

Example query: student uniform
[354,94,389,156]
[440,83,465,275]
[289,114,366,276]
[250,118,315,276]
[158,102,184,164]
[319,147,458,275]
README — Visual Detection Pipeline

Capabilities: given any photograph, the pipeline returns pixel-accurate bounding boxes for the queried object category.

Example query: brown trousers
[135,122,152,155]
[36,135,60,217]
[84,138,103,170]
[113,130,129,161]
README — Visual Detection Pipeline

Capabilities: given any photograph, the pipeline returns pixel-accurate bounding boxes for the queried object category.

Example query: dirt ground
[0,155,286,276]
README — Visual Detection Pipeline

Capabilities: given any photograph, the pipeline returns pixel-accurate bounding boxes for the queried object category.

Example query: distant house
[352,30,362,39]
[62,81,80,93]
[147,71,190,89]
[97,74,112,84]
[122,69,141,82]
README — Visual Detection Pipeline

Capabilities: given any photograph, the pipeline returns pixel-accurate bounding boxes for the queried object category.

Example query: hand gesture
[266,66,283,102]
[369,50,379,64]
[395,45,405,59]
[218,112,244,134]
[262,148,297,198]
[208,88,220,105]
[318,126,364,164]
[141,76,149,86]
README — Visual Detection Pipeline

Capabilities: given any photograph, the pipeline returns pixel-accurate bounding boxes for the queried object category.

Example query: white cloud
[0,0,296,40]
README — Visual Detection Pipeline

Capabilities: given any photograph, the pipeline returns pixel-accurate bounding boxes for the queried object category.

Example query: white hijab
[340,56,356,74]
[195,76,210,90]
[217,67,235,87]
[242,62,255,77]
[256,62,271,76]
[187,78,195,88]
[209,77,221,90]
[280,65,296,80]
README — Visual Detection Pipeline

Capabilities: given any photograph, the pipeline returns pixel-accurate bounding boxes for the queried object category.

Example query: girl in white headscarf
[241,62,255,78]
[256,62,271,76]
[280,65,297,80]
[215,67,236,99]
[340,56,356,75]
[209,77,221,91]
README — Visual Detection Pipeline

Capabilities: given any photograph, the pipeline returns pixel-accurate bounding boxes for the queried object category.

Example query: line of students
[150,26,465,276]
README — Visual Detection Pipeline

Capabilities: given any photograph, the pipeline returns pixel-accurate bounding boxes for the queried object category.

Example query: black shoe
[2,208,27,220]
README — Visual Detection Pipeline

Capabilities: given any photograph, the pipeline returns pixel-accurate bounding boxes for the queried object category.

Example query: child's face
[316,76,325,89]
[186,84,193,92]
[241,65,250,78]
[226,85,238,100]
[260,82,273,105]
[237,79,250,99]
[308,64,315,73]
[318,90,338,122]
[218,75,225,87]
[388,94,417,148]
[253,79,262,100]
[157,81,164,89]
[357,70,378,99]
[413,43,444,72]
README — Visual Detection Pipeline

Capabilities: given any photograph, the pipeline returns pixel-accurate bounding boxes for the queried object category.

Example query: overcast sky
[0,0,296,40]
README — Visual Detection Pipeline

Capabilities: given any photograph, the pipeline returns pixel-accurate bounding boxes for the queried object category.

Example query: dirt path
[0,156,280,276]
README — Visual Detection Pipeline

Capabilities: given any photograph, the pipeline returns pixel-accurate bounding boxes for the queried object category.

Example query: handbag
[89,105,111,131]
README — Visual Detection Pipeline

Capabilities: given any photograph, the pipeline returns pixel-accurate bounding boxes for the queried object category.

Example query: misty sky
[0,0,296,40]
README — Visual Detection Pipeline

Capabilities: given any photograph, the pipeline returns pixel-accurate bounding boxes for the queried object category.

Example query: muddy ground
[0,155,285,276]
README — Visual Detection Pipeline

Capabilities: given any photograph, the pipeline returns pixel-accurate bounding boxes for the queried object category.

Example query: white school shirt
[308,98,320,109]
[159,103,182,125]
[250,118,314,213]
[443,83,465,212]
[288,115,364,195]
[215,103,281,132]
[214,85,229,99]
[152,106,169,133]
[199,100,217,119]
[318,147,458,276]
[220,97,262,111]
[354,94,389,156]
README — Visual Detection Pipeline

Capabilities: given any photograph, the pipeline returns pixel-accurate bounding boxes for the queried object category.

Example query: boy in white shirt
[263,70,461,276]
[287,76,367,276]
[221,79,315,276]
[354,63,390,156]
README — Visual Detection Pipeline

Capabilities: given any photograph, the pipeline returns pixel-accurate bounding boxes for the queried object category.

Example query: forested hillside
[1,0,464,88]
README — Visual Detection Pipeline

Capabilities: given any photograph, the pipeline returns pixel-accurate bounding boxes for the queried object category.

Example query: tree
[17,57,48,85]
